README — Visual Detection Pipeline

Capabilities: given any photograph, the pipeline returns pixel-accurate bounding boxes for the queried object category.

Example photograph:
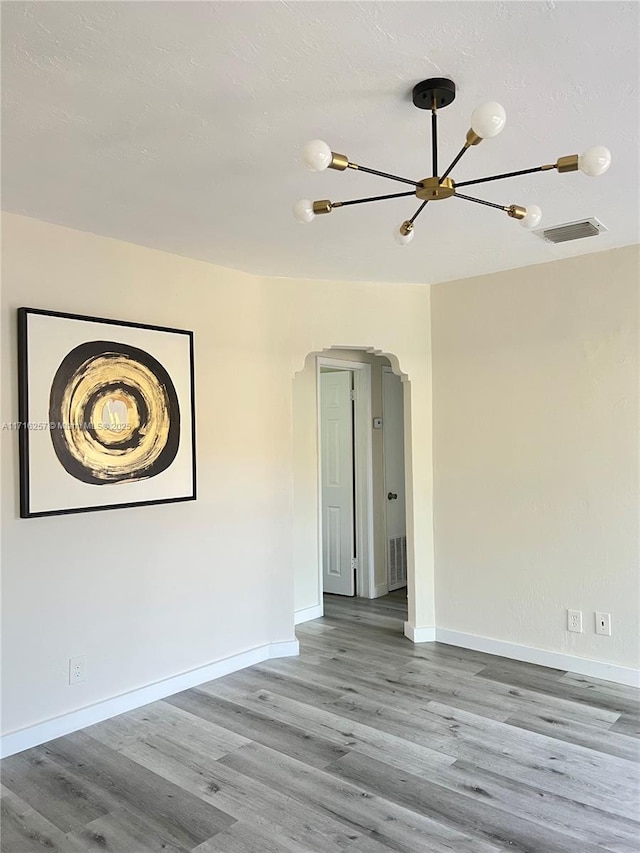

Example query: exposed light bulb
[393,222,414,245]
[520,204,542,229]
[470,102,507,139]
[578,146,611,177]
[302,139,333,172]
[293,199,315,223]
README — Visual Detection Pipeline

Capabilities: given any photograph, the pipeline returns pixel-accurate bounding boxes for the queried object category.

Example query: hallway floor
[2,591,639,852]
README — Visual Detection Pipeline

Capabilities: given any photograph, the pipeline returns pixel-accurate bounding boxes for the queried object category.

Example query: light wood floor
[2,590,639,852]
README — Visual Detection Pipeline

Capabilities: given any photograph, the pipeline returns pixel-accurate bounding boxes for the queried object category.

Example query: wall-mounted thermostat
[373,417,383,429]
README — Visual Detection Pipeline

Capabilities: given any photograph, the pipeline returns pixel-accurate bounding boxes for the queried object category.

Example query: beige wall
[3,211,636,743]
[1,213,434,738]
[431,245,640,668]
[293,349,392,612]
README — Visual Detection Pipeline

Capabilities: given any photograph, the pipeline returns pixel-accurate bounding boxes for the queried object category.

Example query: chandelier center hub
[412,78,456,110]
[416,177,455,201]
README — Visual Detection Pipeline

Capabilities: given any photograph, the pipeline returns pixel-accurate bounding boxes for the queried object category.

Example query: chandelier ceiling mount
[412,77,457,111]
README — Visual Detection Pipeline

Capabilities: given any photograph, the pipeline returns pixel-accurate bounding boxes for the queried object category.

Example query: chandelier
[293,78,611,244]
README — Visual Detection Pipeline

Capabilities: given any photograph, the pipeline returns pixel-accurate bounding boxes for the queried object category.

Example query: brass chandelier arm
[348,162,423,188]
[331,190,418,209]
[454,154,580,188]
[454,193,528,221]
[454,191,508,211]
[397,199,429,239]
[455,163,556,188]
[439,144,470,183]
[408,199,429,224]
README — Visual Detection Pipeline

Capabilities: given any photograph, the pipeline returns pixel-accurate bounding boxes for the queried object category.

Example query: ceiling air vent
[534,217,607,244]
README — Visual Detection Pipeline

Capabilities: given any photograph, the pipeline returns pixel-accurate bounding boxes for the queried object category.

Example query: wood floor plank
[270,651,620,744]
[298,625,486,676]
[65,805,190,853]
[326,750,611,853]
[611,714,640,738]
[424,704,640,822]
[325,693,639,818]
[560,670,640,703]
[434,758,640,851]
[423,700,640,792]
[192,820,333,853]
[259,653,512,722]
[85,698,251,757]
[166,688,349,769]
[503,709,640,761]
[297,625,468,672]
[296,619,338,633]
[38,731,236,848]
[91,724,367,851]
[207,686,456,777]
[403,665,621,729]
[324,591,407,614]
[0,787,88,853]
[319,610,411,634]
[219,740,505,853]
[476,659,638,718]
[271,639,622,729]
[199,664,347,706]
[257,654,382,700]
[0,748,110,834]
[343,837,399,853]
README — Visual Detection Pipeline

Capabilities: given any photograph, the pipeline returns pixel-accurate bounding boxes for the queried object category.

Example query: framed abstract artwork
[17,307,196,518]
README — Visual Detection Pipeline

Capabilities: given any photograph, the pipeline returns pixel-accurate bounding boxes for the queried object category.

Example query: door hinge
[351,557,357,570]
[350,389,356,401]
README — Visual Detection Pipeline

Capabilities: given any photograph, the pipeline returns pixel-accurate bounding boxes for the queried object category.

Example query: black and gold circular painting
[48,341,180,485]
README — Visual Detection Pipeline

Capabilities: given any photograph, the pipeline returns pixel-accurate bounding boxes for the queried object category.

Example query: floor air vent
[388,535,407,590]
[534,217,607,244]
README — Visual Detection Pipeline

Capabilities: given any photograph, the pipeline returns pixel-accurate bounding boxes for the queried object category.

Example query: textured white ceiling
[2,1,638,284]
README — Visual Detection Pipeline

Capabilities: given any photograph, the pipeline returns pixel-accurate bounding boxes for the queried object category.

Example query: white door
[320,370,355,596]
[382,369,407,590]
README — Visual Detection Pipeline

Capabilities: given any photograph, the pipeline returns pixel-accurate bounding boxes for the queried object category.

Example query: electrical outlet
[567,609,583,633]
[595,612,611,636]
[69,655,86,685]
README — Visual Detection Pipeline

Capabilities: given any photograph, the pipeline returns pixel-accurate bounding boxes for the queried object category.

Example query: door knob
[387,492,398,501]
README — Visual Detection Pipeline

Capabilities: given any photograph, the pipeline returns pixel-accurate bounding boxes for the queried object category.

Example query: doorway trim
[317,357,375,601]
[382,365,408,594]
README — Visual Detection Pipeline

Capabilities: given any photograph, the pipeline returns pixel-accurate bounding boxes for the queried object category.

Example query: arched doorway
[292,346,415,637]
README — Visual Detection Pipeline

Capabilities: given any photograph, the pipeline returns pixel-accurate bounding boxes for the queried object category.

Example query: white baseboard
[404,622,436,643]
[0,639,299,759]
[402,624,638,687]
[372,583,389,599]
[435,629,640,688]
[294,604,323,625]
[268,640,300,659]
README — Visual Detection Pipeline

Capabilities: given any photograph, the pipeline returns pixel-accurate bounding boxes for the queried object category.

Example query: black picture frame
[17,307,196,518]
